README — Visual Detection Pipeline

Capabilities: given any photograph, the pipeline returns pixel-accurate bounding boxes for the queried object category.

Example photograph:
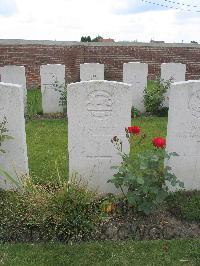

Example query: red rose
[152,137,166,149]
[128,126,141,135]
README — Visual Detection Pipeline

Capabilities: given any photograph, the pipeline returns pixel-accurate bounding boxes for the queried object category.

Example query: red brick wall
[0,43,84,88]
[84,45,200,81]
[0,40,200,88]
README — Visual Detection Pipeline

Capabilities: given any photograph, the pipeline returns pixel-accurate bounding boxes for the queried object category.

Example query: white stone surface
[40,64,65,113]
[123,62,148,113]
[161,63,186,107]
[0,65,27,111]
[80,63,104,81]
[68,80,131,194]
[166,80,200,190]
[0,82,29,189]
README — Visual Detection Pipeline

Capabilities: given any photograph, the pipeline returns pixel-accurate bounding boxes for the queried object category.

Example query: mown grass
[26,117,167,183]
[0,239,199,266]
[27,89,42,117]
[26,119,68,184]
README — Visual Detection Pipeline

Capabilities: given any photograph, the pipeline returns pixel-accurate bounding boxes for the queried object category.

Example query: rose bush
[108,125,184,215]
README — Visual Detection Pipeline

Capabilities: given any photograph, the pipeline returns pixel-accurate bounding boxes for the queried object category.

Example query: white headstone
[166,80,200,190]
[0,82,29,189]
[68,80,131,194]
[80,63,104,81]
[0,65,27,111]
[161,63,186,107]
[123,62,148,112]
[40,64,65,113]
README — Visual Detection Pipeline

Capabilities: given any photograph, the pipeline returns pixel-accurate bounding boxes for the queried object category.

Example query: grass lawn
[0,239,199,266]
[26,116,167,183]
[25,88,168,183]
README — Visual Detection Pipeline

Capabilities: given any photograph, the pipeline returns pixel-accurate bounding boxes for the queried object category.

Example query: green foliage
[0,177,101,243]
[27,89,43,119]
[92,35,103,42]
[108,134,184,215]
[26,119,68,184]
[53,80,68,113]
[167,190,200,222]
[81,36,92,42]
[144,78,172,115]
[80,35,103,42]
[131,107,141,118]
[0,116,13,154]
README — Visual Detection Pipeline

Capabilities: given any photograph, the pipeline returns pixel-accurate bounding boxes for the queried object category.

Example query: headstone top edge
[123,62,148,65]
[80,63,103,65]
[161,63,186,65]
[0,82,22,88]
[1,65,25,68]
[172,80,200,86]
[40,64,65,69]
[68,80,132,88]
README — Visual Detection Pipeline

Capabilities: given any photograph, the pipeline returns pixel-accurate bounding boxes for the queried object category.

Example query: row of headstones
[0,62,186,114]
[43,62,186,113]
[0,79,199,191]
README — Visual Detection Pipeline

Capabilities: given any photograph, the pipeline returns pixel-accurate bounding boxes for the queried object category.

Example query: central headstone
[161,63,186,107]
[0,82,28,189]
[80,63,104,81]
[166,80,200,190]
[68,80,131,193]
[40,64,65,113]
[0,65,27,111]
[123,62,148,112]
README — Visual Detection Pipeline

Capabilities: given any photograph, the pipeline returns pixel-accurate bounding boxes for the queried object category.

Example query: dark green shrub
[166,190,200,222]
[144,78,171,116]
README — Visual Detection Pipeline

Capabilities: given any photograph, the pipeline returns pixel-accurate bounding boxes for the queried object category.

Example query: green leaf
[127,192,138,205]
[137,177,144,185]
[156,190,168,203]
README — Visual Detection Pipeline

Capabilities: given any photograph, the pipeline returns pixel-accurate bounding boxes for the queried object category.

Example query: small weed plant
[0,117,13,154]
[108,126,184,215]
[53,79,68,114]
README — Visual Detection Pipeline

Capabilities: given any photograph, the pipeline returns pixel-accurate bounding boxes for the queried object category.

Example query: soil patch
[96,209,200,241]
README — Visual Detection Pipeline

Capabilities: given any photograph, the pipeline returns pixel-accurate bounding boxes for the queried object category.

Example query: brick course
[0,40,200,88]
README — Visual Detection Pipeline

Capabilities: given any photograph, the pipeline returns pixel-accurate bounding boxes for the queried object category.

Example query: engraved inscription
[189,90,200,118]
[87,90,113,119]
[176,122,200,140]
